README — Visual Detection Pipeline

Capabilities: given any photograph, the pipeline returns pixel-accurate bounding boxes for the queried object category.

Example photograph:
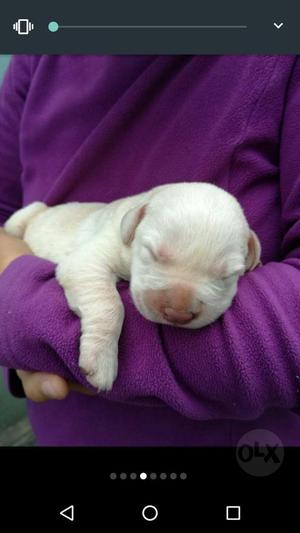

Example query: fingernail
[41,380,64,399]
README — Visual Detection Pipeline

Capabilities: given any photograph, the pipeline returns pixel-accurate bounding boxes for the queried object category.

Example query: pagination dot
[140,472,147,480]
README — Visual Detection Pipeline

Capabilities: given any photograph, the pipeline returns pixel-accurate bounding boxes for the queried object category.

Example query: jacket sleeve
[105,58,300,421]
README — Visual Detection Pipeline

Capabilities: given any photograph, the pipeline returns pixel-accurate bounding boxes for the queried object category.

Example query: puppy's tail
[4,201,48,238]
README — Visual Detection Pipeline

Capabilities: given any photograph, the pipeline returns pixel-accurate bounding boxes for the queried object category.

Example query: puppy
[5,183,261,391]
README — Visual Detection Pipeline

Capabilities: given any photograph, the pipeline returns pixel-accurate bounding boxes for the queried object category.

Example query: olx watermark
[236,429,284,477]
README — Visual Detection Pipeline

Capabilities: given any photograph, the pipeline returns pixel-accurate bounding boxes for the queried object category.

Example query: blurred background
[0,55,35,446]
[0,56,10,75]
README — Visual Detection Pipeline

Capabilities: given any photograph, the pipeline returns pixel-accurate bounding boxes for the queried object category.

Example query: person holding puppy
[1,55,300,446]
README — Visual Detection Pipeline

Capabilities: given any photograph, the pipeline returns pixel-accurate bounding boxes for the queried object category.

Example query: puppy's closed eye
[143,244,172,263]
[143,244,158,262]
[221,273,238,281]
[221,267,244,282]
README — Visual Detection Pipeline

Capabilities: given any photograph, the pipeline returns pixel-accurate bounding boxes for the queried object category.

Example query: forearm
[0,255,86,384]
[1,251,300,420]
[107,262,300,420]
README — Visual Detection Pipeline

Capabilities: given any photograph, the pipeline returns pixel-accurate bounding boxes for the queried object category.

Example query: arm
[103,59,300,420]
[0,58,93,396]
[0,231,93,399]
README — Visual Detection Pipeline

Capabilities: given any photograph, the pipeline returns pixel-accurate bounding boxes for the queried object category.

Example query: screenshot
[0,0,299,528]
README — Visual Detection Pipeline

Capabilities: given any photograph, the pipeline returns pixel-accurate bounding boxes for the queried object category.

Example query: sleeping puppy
[5,183,261,391]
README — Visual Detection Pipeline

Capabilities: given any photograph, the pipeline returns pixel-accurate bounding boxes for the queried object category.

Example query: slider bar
[59,25,248,29]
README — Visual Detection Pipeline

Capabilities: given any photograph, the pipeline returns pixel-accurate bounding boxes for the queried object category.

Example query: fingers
[0,230,34,274]
[16,370,96,402]
[68,382,96,395]
[16,370,69,402]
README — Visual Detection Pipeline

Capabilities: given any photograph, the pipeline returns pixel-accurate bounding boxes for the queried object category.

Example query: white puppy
[5,183,261,391]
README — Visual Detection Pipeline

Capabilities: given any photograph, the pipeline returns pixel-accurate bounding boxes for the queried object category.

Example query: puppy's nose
[162,307,196,324]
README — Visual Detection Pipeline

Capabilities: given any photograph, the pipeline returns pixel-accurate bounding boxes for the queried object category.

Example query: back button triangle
[60,505,74,522]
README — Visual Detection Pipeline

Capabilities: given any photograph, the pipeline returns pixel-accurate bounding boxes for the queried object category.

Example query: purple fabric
[1,55,300,446]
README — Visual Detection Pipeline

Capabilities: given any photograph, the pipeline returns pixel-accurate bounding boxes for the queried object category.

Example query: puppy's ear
[120,204,147,245]
[245,230,261,271]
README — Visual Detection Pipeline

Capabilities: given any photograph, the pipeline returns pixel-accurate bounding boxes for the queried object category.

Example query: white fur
[5,183,260,391]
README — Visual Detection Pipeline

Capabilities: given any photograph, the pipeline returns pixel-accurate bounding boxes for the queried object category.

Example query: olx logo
[236,430,284,476]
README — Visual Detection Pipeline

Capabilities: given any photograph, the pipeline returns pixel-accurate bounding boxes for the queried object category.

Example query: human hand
[16,370,95,402]
[0,227,34,274]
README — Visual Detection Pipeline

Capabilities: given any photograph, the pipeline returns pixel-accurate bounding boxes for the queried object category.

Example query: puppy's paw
[79,339,118,392]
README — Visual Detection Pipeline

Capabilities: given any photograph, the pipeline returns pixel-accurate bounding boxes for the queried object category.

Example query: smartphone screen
[0,0,299,528]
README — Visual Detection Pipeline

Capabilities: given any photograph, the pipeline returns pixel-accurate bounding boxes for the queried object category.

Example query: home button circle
[142,505,159,521]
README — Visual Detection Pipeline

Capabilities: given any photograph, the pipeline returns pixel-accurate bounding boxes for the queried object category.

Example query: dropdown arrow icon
[274,22,284,29]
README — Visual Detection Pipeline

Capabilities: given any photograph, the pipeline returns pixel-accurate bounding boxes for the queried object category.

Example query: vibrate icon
[13,19,34,35]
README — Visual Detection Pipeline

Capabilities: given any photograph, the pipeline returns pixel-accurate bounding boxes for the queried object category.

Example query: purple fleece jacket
[1,55,300,446]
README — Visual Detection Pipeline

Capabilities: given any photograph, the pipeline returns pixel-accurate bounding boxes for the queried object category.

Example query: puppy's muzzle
[143,285,203,325]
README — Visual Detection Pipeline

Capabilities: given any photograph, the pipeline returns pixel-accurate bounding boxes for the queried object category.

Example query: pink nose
[162,307,196,324]
[143,285,203,324]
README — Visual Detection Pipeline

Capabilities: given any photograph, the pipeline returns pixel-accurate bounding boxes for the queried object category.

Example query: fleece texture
[1,55,300,445]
